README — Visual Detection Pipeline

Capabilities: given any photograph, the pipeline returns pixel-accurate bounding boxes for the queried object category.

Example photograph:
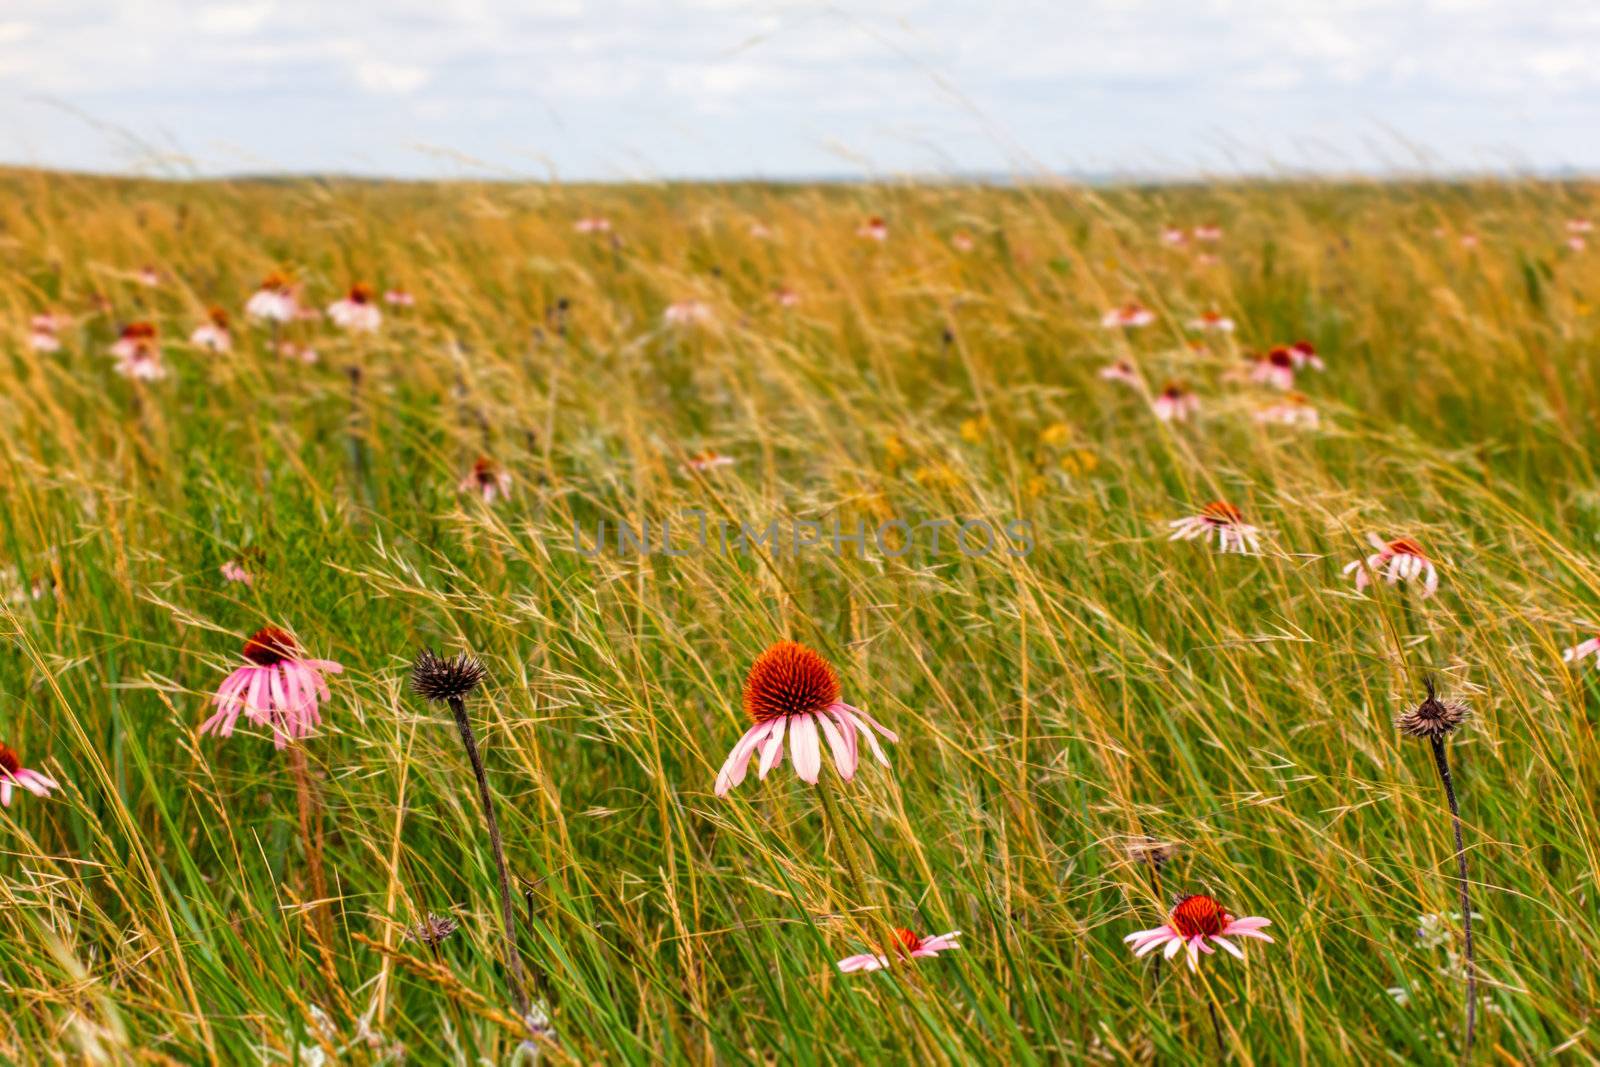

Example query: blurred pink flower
[838,928,962,974]
[190,307,232,353]
[0,740,59,807]
[1188,309,1235,333]
[460,456,512,503]
[328,283,382,333]
[1343,534,1439,598]
[245,272,298,323]
[1168,501,1262,555]
[1152,382,1198,422]
[1102,302,1155,329]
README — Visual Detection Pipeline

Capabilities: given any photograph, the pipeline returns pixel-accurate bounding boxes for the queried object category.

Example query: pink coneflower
[110,322,167,380]
[1102,302,1156,329]
[245,272,298,323]
[275,341,319,365]
[28,313,63,353]
[328,283,382,333]
[749,222,772,239]
[1099,359,1140,385]
[384,289,415,307]
[137,264,162,287]
[1153,381,1198,422]
[1286,339,1324,370]
[200,626,343,749]
[950,231,975,253]
[190,306,232,353]
[1250,347,1297,390]
[1343,534,1439,598]
[1161,225,1188,246]
[1569,218,1594,235]
[575,216,612,234]
[714,641,898,796]
[1167,501,1262,555]
[1254,392,1319,428]
[1459,233,1480,249]
[220,560,254,585]
[1562,634,1600,666]
[460,456,512,503]
[684,449,735,473]
[0,740,59,807]
[837,927,962,974]
[773,286,801,308]
[1193,224,1223,242]
[111,321,157,360]
[1568,236,1587,253]
[858,216,889,242]
[663,300,714,327]
[1188,309,1235,333]
[1125,895,1273,972]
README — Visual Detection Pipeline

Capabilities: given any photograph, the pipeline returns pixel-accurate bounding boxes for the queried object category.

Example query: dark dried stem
[447,693,532,1023]
[1429,735,1476,1060]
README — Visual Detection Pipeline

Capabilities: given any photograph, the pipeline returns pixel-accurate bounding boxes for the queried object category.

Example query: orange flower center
[242,626,298,666]
[121,322,156,340]
[1387,538,1425,558]
[0,742,20,775]
[893,927,923,954]
[1201,501,1243,525]
[1267,347,1294,368]
[260,272,290,292]
[1169,894,1230,938]
[208,306,230,328]
[349,283,374,304]
[742,641,841,724]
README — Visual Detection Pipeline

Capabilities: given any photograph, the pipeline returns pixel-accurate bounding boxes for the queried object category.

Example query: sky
[0,1,1597,182]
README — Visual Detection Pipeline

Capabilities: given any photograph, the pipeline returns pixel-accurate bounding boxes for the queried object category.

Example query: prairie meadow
[2,168,1599,1064]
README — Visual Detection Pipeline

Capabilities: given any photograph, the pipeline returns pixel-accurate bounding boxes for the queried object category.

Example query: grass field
[2,167,1599,1064]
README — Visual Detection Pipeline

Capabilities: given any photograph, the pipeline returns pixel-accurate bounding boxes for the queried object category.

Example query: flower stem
[1207,997,1226,1059]
[287,743,330,941]
[448,694,533,1024]
[1429,735,1476,1059]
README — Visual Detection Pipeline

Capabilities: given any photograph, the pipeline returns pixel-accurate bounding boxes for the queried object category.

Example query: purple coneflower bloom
[1125,894,1273,972]
[200,627,343,749]
[0,741,59,806]
[838,927,961,974]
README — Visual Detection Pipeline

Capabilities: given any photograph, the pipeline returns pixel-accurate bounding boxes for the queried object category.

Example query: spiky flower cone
[410,649,533,1027]
[1397,677,1476,1059]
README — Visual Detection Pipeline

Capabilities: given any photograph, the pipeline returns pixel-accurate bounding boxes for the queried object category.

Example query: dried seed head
[405,913,460,947]
[410,648,488,703]
[1395,676,1468,740]
[1123,836,1179,871]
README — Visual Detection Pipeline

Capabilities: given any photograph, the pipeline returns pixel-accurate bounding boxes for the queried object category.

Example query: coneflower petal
[791,714,822,783]
[1211,936,1245,959]
[818,713,856,780]
[714,723,768,796]
[757,717,787,779]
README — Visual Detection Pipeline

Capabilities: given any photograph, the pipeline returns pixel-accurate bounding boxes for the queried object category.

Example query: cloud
[196,3,275,35]
[351,59,431,95]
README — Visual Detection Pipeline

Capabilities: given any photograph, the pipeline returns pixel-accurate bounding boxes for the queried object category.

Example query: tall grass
[1,167,1597,1063]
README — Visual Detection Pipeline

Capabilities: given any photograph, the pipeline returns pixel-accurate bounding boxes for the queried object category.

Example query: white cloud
[351,59,431,95]
[196,3,275,35]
